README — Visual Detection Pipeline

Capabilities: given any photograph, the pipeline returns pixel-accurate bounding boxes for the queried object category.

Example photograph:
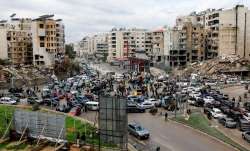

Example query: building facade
[32,15,65,66]
[0,18,33,65]
[107,28,147,61]
[218,5,250,59]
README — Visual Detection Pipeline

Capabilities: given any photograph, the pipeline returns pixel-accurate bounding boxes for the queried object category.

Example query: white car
[211,108,226,119]
[114,74,123,81]
[139,101,154,109]
[188,98,196,105]
[0,97,17,105]
[187,87,195,93]
[146,98,161,107]
[189,91,201,98]
[243,113,250,122]
[81,75,89,80]
[203,96,214,104]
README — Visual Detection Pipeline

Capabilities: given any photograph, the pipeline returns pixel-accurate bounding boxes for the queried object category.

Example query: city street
[81,111,237,151]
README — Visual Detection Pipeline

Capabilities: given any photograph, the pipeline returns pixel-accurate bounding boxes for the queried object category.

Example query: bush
[32,103,40,111]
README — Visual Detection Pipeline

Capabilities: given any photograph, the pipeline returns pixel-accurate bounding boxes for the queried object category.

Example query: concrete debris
[175,56,250,77]
[0,65,51,88]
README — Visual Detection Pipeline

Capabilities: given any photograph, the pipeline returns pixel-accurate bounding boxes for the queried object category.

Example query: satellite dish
[10,13,16,18]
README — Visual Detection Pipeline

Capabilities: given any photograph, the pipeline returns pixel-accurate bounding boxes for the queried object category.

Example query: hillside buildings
[77,5,250,69]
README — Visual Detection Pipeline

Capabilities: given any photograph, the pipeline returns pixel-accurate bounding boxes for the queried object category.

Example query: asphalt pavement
[128,112,237,151]
[81,111,237,151]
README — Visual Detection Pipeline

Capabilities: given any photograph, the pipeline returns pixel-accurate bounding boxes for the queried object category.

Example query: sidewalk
[211,119,250,150]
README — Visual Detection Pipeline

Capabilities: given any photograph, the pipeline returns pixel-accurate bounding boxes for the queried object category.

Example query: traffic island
[172,112,249,151]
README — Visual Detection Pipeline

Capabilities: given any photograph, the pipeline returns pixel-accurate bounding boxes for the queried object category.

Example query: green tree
[65,44,76,59]
[0,59,11,65]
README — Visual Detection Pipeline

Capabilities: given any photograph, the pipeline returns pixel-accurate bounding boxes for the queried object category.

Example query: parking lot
[1,61,250,151]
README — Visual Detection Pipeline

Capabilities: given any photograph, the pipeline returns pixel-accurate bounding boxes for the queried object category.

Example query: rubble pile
[0,65,50,88]
[177,56,250,76]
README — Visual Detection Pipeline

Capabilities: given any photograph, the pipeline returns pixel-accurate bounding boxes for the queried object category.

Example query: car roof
[129,123,141,127]
[86,101,99,105]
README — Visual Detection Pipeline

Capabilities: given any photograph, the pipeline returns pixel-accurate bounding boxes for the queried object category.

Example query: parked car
[243,112,250,122]
[138,101,154,109]
[238,119,250,131]
[218,117,237,128]
[220,106,231,115]
[27,97,43,104]
[0,97,17,105]
[188,98,196,105]
[146,98,161,107]
[203,96,214,104]
[211,108,226,119]
[128,123,150,140]
[68,107,81,116]
[127,102,145,113]
[242,131,250,142]
[244,102,250,111]
[86,101,99,111]
[42,98,58,107]
[56,104,71,113]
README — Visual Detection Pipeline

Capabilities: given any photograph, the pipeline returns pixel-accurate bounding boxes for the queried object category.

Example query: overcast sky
[0,0,249,43]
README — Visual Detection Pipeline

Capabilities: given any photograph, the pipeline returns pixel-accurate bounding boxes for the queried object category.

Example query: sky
[0,0,249,43]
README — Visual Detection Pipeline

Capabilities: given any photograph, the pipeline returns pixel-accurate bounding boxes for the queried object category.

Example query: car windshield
[135,126,144,131]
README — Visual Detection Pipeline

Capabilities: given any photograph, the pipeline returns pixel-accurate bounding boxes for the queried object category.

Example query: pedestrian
[165,112,168,121]
[156,146,160,151]
[238,96,242,103]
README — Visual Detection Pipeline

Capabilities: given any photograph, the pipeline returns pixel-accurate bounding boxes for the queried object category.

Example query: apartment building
[150,29,164,63]
[166,16,205,68]
[0,21,9,60]
[32,15,65,66]
[79,36,92,55]
[218,5,250,59]
[204,9,221,59]
[0,18,33,65]
[78,33,109,61]
[94,34,109,61]
[107,28,147,61]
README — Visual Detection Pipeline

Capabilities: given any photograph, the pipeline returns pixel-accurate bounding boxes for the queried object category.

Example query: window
[40,43,44,47]
[35,55,39,60]
[40,37,45,41]
[39,24,44,28]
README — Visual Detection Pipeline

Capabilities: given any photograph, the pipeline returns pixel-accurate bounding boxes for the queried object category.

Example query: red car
[68,107,81,116]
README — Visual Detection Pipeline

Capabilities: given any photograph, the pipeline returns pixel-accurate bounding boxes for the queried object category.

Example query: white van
[86,101,99,111]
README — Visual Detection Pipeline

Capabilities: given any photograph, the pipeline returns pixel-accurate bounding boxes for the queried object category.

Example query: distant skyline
[0,0,249,43]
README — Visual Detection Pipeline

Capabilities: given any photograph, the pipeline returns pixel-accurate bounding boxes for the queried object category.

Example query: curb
[170,119,241,151]
[211,121,250,151]
[128,143,138,151]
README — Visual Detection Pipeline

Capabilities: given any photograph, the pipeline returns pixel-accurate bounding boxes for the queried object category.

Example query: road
[81,111,237,151]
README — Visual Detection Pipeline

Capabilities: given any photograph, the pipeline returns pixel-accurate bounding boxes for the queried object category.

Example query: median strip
[171,112,249,151]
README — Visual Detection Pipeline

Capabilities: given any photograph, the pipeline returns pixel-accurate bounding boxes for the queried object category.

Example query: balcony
[38,29,45,37]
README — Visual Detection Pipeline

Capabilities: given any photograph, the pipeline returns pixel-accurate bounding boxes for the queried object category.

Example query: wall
[0,28,8,60]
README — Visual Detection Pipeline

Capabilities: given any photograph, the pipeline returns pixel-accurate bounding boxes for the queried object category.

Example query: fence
[99,96,128,151]
[14,109,66,141]
[0,106,14,137]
